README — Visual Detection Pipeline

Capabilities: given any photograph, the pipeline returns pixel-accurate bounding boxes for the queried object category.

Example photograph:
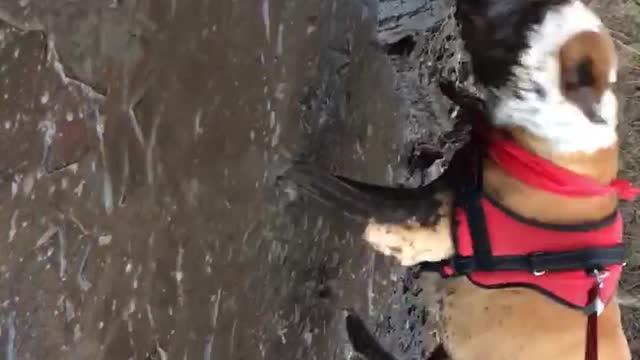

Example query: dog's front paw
[363,220,454,266]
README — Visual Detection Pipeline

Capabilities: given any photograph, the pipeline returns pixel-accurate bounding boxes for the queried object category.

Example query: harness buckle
[449,256,475,276]
[529,251,547,276]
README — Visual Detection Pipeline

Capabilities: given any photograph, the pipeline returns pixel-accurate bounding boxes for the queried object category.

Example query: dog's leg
[345,310,397,360]
[363,190,454,266]
[279,162,455,266]
[345,309,452,360]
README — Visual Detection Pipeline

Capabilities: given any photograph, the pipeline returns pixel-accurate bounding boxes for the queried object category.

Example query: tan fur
[441,278,629,360]
[362,25,630,360]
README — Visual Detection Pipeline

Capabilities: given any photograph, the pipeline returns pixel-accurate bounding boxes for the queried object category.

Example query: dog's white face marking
[490,1,618,154]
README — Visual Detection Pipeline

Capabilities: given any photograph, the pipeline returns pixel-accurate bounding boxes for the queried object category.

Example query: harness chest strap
[415,191,625,310]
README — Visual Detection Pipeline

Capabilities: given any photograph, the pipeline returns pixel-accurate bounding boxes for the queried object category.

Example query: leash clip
[593,269,603,288]
[584,269,605,316]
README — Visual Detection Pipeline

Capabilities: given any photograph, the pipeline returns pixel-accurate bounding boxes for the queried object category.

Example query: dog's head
[456,0,618,153]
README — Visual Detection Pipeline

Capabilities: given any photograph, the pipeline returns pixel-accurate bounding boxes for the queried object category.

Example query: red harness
[417,128,638,360]
[450,194,623,310]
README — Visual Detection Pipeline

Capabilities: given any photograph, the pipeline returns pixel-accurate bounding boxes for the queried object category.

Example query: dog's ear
[454,0,575,89]
[559,30,616,123]
[454,0,563,43]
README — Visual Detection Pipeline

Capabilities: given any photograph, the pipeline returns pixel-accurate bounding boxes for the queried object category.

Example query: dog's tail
[277,161,447,225]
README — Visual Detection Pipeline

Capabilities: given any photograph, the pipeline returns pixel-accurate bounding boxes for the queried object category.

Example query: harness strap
[462,190,494,271]
[416,245,625,277]
[417,190,625,277]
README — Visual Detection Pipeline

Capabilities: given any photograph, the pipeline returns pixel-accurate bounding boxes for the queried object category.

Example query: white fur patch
[363,220,454,266]
[490,0,618,154]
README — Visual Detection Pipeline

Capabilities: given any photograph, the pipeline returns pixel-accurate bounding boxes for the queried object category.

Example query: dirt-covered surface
[0,0,638,359]
[595,0,640,355]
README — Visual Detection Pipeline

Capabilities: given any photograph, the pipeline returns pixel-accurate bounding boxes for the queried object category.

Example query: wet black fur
[277,80,485,226]
[278,161,451,225]
[455,0,570,89]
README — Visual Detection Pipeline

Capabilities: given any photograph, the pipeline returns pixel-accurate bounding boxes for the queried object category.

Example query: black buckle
[449,256,475,276]
[528,251,547,276]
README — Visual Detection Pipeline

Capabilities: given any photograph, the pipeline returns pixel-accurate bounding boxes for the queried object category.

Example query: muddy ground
[0,0,638,359]
[598,0,640,354]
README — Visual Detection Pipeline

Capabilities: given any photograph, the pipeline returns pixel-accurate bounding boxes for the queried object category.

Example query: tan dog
[281,0,632,359]
[364,1,630,359]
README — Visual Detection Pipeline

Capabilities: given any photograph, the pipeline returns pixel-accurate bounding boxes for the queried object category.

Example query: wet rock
[0,0,465,359]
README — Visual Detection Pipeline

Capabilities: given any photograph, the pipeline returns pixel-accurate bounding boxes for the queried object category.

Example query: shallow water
[0,0,461,359]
